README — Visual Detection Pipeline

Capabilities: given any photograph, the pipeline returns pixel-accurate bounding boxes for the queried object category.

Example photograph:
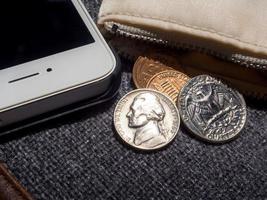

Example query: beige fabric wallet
[98,0,267,99]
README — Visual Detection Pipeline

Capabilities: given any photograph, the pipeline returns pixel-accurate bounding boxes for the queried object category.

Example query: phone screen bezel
[0,0,116,112]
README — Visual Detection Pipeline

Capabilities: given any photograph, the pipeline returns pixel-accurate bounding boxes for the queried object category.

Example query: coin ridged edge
[132,57,145,88]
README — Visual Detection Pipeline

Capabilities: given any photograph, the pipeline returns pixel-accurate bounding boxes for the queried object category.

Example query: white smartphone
[0,0,118,128]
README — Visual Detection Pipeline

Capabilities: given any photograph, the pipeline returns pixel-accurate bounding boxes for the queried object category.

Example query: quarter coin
[146,70,190,102]
[114,89,180,150]
[132,57,172,88]
[178,75,247,143]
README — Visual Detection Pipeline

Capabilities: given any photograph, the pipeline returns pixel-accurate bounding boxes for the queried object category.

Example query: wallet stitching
[100,12,267,50]
[0,165,30,200]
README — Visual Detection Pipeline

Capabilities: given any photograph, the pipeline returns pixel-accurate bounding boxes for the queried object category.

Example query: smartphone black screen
[0,0,95,70]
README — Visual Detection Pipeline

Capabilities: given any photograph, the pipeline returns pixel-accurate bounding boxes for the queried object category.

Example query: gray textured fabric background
[0,1,267,199]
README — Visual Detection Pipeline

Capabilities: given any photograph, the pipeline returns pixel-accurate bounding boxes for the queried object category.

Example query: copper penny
[133,57,172,88]
[146,70,190,102]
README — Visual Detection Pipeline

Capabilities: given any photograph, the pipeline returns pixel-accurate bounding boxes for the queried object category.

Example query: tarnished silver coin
[114,89,180,150]
[178,75,247,143]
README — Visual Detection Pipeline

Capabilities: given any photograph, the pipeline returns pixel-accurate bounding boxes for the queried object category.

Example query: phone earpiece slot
[8,73,40,84]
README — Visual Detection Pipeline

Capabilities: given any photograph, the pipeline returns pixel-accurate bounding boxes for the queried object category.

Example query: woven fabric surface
[0,1,267,199]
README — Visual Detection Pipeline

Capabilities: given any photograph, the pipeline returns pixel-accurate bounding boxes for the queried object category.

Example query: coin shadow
[245,97,267,110]
[111,124,176,154]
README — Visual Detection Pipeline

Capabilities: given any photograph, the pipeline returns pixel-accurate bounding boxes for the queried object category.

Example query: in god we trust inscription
[114,89,180,150]
[178,75,247,143]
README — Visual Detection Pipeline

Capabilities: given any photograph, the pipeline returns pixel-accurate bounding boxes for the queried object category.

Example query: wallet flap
[98,0,267,59]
